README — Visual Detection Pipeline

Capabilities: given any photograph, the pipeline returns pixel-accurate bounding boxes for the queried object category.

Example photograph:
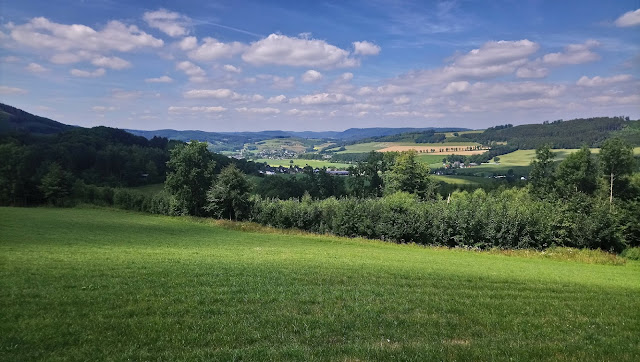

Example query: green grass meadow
[1,207,639,361]
[253,158,352,169]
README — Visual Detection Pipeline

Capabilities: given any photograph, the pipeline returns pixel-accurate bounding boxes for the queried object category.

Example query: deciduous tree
[165,141,216,216]
[206,164,252,220]
[600,137,634,204]
[384,150,434,200]
[555,145,599,197]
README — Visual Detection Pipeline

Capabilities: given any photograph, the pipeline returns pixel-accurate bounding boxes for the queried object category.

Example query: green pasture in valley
[431,175,496,186]
[1,207,639,361]
[253,158,352,169]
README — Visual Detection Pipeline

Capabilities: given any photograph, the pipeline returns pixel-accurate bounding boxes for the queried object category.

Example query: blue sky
[1,0,639,131]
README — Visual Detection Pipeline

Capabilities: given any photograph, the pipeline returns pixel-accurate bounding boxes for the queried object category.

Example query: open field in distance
[253,158,352,169]
[1,207,639,361]
[334,142,483,154]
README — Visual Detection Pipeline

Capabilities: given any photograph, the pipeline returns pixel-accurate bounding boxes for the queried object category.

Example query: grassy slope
[1,207,639,361]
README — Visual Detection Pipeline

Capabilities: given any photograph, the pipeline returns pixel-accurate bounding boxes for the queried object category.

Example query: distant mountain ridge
[127,127,470,143]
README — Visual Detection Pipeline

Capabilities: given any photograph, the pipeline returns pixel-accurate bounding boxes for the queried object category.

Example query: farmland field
[253,158,352,169]
[431,175,496,185]
[1,207,639,361]
[334,141,483,154]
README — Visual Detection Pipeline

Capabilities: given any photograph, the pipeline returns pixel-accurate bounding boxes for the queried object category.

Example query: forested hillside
[0,112,264,206]
[461,117,632,148]
[0,103,75,135]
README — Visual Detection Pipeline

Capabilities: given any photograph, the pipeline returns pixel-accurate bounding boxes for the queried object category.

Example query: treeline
[0,126,264,206]
[297,152,371,164]
[461,117,631,148]
[0,127,172,206]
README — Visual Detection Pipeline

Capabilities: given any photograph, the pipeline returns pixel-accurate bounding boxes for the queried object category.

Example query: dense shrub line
[251,189,625,252]
[72,183,632,253]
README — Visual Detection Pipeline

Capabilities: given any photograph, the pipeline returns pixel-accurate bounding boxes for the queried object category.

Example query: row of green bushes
[72,182,183,216]
[72,182,633,253]
[251,189,626,252]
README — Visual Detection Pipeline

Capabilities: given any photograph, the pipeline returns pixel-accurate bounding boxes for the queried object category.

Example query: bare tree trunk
[609,172,614,208]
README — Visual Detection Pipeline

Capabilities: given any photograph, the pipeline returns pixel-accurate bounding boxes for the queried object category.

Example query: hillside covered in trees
[461,117,634,148]
[0,103,75,135]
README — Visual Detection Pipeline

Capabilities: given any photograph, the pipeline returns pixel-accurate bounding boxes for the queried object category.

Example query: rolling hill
[0,103,75,135]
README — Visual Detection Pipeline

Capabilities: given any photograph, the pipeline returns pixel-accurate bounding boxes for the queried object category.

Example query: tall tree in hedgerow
[599,137,634,204]
[385,150,434,200]
[165,141,216,216]
[206,164,252,221]
[555,145,599,197]
[39,162,74,206]
[529,144,556,198]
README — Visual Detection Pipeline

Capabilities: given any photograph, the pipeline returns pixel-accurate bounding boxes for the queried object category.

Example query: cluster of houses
[443,161,479,169]
[254,149,298,160]
[258,165,350,176]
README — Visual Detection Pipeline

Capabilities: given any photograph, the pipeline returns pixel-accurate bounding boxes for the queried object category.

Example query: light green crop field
[431,175,496,186]
[253,158,352,169]
[491,147,640,168]
[1,207,639,361]
[444,130,483,138]
[335,141,482,154]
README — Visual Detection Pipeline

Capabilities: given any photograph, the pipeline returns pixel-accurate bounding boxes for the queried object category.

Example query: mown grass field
[253,158,352,169]
[1,207,639,361]
[432,175,497,186]
[486,147,640,168]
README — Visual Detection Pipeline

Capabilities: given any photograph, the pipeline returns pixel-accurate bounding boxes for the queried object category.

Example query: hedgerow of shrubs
[251,188,625,252]
[71,183,629,252]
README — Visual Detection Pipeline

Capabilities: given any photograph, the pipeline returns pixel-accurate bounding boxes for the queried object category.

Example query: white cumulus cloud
[443,81,470,94]
[187,37,246,61]
[178,36,197,51]
[25,62,48,73]
[235,107,281,114]
[176,61,206,82]
[290,92,355,105]
[143,9,190,37]
[393,95,411,105]
[223,64,242,73]
[91,56,131,70]
[168,106,227,113]
[70,68,106,77]
[542,40,600,66]
[301,69,323,82]
[576,74,633,87]
[145,75,174,83]
[615,9,640,27]
[267,95,288,104]
[453,40,539,68]
[0,86,28,95]
[242,34,359,68]
[353,41,381,56]
[516,65,549,79]
[10,17,163,53]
